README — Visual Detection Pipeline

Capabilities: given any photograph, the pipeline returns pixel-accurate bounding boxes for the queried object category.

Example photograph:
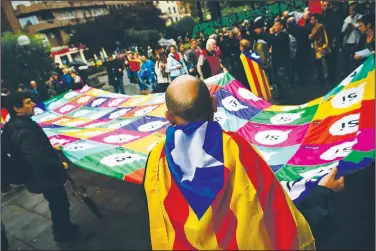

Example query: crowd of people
[108,1,374,101]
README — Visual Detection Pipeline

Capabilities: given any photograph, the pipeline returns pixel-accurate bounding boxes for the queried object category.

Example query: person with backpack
[2,92,78,242]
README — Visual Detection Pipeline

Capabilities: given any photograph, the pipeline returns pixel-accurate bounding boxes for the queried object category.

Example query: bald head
[239,39,251,52]
[165,75,215,124]
[206,38,216,52]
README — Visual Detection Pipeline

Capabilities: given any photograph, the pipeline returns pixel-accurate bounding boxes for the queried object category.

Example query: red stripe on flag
[211,168,239,250]
[164,176,197,250]
[258,65,271,101]
[224,132,299,250]
[246,57,263,98]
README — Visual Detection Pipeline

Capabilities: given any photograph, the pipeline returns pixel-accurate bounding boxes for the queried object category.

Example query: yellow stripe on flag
[144,141,175,250]
[240,54,260,97]
[184,207,221,250]
[222,133,273,250]
[251,60,268,101]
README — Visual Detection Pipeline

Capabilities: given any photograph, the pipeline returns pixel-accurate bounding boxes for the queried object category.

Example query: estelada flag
[240,51,272,101]
[144,121,315,250]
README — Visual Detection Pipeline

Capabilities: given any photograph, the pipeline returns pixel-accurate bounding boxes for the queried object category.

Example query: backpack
[1,122,31,185]
[288,34,297,59]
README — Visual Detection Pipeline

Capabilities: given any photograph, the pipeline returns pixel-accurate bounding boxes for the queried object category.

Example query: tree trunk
[195,0,204,23]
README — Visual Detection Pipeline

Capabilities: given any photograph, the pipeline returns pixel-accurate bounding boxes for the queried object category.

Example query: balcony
[23,18,86,33]
[15,1,107,16]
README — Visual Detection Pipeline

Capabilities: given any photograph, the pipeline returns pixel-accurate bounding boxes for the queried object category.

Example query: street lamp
[17,35,31,46]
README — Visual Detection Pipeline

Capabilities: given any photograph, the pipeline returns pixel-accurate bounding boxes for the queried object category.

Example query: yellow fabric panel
[251,60,268,100]
[184,207,222,250]
[222,133,273,250]
[240,54,260,96]
[144,141,175,250]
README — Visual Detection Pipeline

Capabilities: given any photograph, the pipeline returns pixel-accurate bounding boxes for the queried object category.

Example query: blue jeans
[145,75,157,91]
[137,72,148,91]
[113,77,125,94]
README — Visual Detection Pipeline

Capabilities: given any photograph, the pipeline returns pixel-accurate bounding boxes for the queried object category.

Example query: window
[175,17,178,22]
[62,11,75,19]
[173,7,176,13]
[18,15,39,28]
[168,7,171,14]
[155,1,159,4]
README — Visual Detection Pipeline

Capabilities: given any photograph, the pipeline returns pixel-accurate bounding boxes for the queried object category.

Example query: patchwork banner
[2,56,374,202]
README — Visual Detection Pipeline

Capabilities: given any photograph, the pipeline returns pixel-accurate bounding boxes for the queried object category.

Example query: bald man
[197,38,227,80]
[143,75,343,250]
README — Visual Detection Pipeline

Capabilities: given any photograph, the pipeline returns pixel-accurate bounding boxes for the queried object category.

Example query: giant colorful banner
[2,56,374,202]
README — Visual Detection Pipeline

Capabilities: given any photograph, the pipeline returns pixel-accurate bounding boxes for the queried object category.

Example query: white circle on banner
[331,83,365,109]
[138,121,169,132]
[64,142,95,151]
[221,96,248,112]
[270,111,305,125]
[134,105,158,117]
[213,110,227,125]
[100,153,144,167]
[319,139,358,161]
[238,87,262,101]
[34,107,44,115]
[255,129,292,145]
[91,98,107,107]
[59,104,76,113]
[329,113,360,136]
[109,108,131,119]
[103,134,140,144]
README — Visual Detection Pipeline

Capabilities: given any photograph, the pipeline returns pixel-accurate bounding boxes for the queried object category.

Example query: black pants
[43,185,72,235]
[326,46,338,82]
[342,43,356,76]
[272,64,291,99]
[314,57,325,84]
[296,53,314,85]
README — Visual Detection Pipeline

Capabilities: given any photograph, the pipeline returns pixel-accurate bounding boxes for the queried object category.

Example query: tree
[1,32,53,90]
[124,29,160,52]
[175,16,196,34]
[70,3,165,55]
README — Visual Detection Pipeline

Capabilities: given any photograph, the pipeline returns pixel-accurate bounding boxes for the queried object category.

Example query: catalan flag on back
[144,121,315,250]
[240,51,272,101]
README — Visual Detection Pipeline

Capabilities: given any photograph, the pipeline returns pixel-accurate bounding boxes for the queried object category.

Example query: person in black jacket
[106,55,125,94]
[255,19,291,100]
[287,17,315,85]
[320,0,343,83]
[2,92,78,242]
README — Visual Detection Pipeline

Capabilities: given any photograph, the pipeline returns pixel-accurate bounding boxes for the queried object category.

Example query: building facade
[153,1,190,25]
[1,0,137,47]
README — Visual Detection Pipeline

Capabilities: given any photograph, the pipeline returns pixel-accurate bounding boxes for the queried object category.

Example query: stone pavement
[2,166,150,250]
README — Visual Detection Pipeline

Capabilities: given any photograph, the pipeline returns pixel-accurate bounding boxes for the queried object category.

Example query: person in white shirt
[341,3,362,75]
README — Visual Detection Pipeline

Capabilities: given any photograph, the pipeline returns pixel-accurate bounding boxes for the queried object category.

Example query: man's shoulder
[5,118,38,139]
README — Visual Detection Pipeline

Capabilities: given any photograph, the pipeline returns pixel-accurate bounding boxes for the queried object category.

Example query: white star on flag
[171,122,223,182]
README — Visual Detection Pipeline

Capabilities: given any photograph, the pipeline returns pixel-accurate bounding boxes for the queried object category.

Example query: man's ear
[165,110,175,126]
[210,95,217,113]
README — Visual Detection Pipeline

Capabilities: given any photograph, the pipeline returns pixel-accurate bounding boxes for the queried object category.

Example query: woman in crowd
[177,43,195,76]
[154,53,170,93]
[354,14,375,66]
[166,45,188,81]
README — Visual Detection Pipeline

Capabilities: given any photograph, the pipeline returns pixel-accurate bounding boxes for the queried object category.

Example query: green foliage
[70,3,165,54]
[124,29,160,50]
[175,16,196,33]
[1,31,53,90]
